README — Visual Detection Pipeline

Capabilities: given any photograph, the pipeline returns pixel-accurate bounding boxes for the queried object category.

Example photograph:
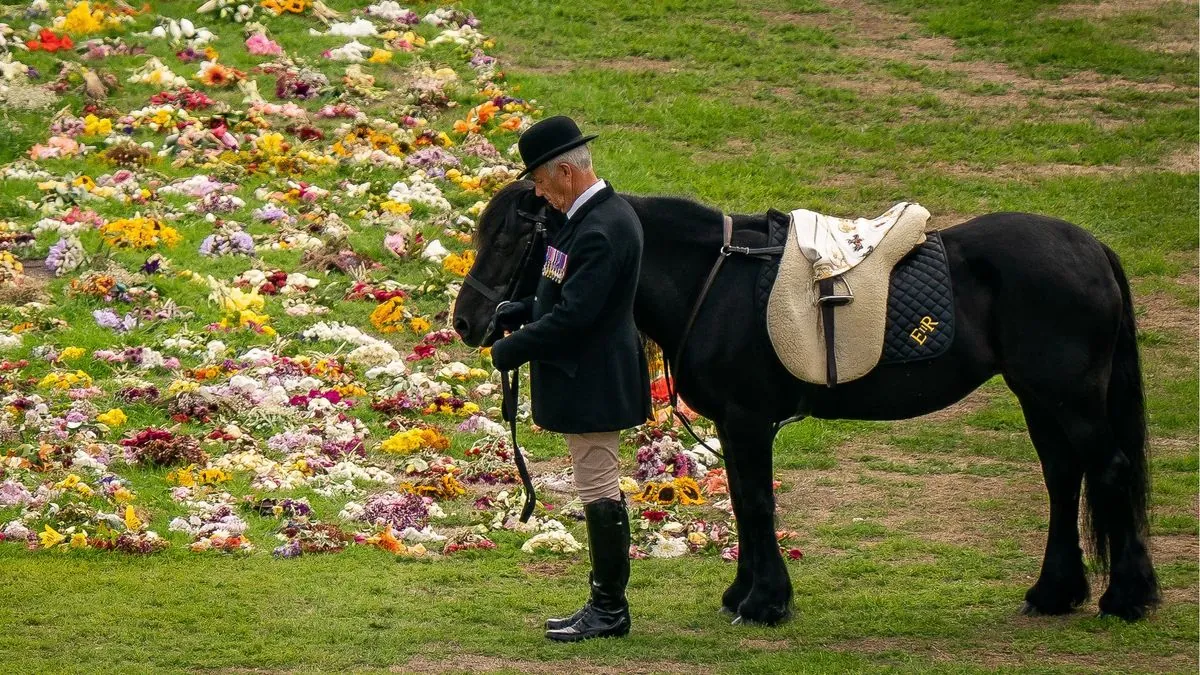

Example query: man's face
[531,163,573,214]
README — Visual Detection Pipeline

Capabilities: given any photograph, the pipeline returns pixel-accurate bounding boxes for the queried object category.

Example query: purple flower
[405,147,459,170]
[253,205,287,222]
[360,491,429,530]
[273,539,302,558]
[0,480,32,507]
[93,308,122,330]
[45,238,70,273]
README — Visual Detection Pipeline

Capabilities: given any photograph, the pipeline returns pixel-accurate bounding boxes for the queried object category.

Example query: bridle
[464,202,548,523]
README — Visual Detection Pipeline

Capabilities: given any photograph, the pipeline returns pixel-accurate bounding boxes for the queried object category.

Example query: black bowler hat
[517,115,597,178]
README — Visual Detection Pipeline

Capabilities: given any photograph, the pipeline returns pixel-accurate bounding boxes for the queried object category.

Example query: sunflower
[654,482,677,505]
[633,482,660,504]
[675,477,706,505]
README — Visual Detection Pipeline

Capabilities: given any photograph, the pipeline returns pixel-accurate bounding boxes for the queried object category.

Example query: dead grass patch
[519,560,572,578]
[777,442,1043,552]
[1138,289,1198,335]
[398,655,690,674]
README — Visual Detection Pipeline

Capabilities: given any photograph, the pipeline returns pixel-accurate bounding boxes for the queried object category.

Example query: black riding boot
[545,498,631,642]
[544,573,590,630]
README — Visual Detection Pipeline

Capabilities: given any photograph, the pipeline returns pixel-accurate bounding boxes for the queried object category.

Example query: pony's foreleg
[719,443,754,615]
[718,409,792,625]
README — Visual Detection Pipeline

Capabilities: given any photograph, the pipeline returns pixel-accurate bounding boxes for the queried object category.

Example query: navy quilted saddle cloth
[880,230,955,364]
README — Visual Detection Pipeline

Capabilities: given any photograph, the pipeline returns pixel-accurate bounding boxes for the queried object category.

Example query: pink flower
[245,33,283,57]
[384,232,408,257]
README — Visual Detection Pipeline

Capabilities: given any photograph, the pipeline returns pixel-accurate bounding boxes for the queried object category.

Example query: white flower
[649,533,689,558]
[326,39,374,62]
[0,334,20,351]
[320,19,378,37]
[206,340,228,361]
[522,529,583,554]
[347,342,400,367]
[339,501,365,521]
[388,173,450,211]
[421,239,449,262]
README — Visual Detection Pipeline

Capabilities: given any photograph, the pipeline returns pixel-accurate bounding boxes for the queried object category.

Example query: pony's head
[453,180,553,347]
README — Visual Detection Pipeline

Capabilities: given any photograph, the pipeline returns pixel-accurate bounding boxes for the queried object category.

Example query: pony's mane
[475,179,537,247]
[623,194,759,247]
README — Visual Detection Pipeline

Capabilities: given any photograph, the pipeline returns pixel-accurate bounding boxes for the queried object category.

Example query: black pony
[453,181,1160,624]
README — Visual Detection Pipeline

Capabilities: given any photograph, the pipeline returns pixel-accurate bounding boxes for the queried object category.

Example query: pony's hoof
[736,595,792,626]
[719,606,737,617]
[1020,601,1041,617]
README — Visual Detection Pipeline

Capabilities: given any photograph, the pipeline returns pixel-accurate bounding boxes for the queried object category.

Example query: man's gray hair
[548,144,592,170]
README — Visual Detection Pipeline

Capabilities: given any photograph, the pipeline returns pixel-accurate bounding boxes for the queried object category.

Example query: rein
[470,205,548,523]
[664,214,785,455]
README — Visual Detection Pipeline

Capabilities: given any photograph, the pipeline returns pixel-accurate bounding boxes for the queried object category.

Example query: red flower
[641,509,668,523]
[786,547,804,561]
[27,29,73,52]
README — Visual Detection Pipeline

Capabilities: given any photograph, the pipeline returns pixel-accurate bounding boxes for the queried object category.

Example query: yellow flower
[113,487,135,503]
[56,474,81,489]
[368,49,393,64]
[124,505,142,532]
[256,132,287,156]
[370,297,409,333]
[675,477,706,505]
[70,531,90,549]
[59,347,86,361]
[441,251,475,277]
[39,525,66,548]
[409,317,431,334]
[97,408,127,428]
[62,1,104,34]
[82,114,112,137]
[380,200,412,215]
[75,484,93,498]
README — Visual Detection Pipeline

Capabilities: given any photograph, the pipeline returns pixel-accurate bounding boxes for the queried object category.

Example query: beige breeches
[565,431,622,504]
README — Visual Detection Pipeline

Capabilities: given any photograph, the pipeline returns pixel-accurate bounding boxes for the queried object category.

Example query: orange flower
[475,101,499,124]
[499,116,522,132]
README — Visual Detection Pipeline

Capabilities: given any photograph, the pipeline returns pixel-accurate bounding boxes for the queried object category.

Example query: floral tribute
[0,0,798,568]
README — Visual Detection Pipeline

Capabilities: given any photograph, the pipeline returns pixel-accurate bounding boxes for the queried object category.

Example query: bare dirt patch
[1052,0,1191,19]
[1137,288,1198,335]
[399,655,690,674]
[777,0,1193,119]
[739,638,791,650]
[597,56,680,74]
[830,631,1197,671]
[1152,533,1199,562]
[519,560,572,578]
[777,443,1043,552]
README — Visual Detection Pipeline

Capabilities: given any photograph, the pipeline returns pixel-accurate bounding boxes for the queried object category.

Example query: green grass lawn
[0,0,1196,672]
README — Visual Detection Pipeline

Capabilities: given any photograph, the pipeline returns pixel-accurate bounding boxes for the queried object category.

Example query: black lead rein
[663,214,785,456]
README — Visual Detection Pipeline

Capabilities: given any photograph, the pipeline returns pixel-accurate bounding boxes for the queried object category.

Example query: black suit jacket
[490,184,652,434]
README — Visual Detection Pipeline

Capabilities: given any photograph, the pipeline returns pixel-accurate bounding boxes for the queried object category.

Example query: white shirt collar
[565,179,607,220]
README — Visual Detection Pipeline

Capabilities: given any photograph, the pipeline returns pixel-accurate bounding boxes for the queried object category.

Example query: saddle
[763,203,941,386]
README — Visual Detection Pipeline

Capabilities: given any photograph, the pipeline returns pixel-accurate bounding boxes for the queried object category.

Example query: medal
[542,246,568,283]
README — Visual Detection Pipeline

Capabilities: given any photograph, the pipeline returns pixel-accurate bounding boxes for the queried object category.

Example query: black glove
[493,301,527,332]
[490,335,521,372]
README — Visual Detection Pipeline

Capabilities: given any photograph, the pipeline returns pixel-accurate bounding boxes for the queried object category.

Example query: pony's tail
[1083,245,1151,572]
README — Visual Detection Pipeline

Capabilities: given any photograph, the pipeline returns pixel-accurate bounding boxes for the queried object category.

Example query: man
[489,115,651,642]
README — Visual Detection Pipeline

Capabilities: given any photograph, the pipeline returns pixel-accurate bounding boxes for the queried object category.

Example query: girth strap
[818,278,838,387]
[665,214,787,456]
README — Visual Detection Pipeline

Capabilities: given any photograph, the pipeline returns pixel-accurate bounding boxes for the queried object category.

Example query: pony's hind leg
[1015,401,1090,615]
[717,408,792,625]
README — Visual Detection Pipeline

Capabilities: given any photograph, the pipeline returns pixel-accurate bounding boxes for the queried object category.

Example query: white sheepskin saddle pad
[766,203,931,385]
